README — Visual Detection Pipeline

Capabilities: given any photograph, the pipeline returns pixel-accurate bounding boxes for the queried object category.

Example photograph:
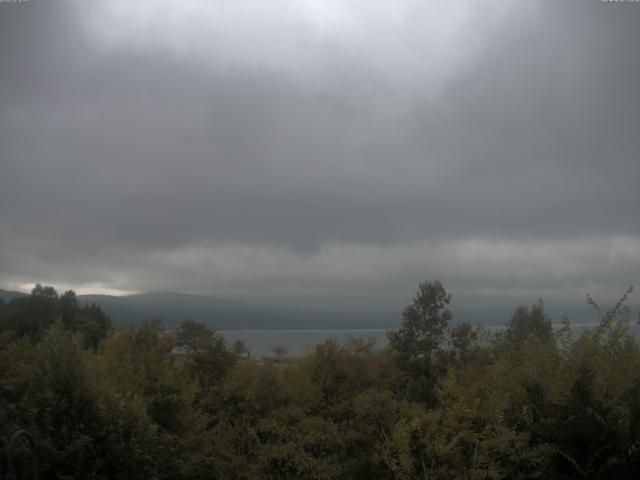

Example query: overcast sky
[1,0,639,314]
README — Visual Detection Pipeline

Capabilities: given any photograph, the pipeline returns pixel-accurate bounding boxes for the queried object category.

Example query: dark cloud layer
[1,0,639,311]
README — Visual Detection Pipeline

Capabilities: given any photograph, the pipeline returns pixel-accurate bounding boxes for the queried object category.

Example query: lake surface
[220,323,640,358]
[219,329,390,357]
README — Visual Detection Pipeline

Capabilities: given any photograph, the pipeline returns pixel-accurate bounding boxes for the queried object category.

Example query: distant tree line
[0,284,110,347]
[1,281,639,479]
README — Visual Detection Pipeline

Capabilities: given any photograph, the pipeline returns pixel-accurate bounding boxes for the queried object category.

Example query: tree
[448,322,478,363]
[271,344,288,361]
[503,300,552,348]
[176,319,216,352]
[75,302,111,348]
[0,285,110,346]
[176,319,235,389]
[60,289,79,328]
[31,283,58,301]
[232,339,250,357]
[388,280,452,402]
[21,284,60,341]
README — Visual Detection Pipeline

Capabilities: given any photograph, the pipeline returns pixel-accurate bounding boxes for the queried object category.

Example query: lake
[219,329,390,357]
[220,322,640,358]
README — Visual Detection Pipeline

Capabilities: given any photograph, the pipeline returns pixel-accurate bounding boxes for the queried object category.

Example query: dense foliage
[1,283,639,479]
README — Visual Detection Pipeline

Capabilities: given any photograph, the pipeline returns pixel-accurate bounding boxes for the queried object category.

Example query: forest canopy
[1,282,639,479]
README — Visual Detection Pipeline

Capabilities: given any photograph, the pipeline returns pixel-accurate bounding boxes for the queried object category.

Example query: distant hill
[0,289,28,303]
[4,287,630,330]
[0,288,396,330]
[77,291,398,330]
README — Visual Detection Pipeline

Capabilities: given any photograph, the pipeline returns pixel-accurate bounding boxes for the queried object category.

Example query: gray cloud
[1,0,639,312]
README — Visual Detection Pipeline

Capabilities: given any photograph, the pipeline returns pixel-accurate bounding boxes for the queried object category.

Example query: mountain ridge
[3,288,629,330]
[1,288,397,330]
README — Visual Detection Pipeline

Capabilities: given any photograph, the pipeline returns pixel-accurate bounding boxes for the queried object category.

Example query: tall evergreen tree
[388,280,452,402]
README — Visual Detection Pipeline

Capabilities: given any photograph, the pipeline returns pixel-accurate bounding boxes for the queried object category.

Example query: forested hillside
[1,282,639,479]
[76,291,396,330]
